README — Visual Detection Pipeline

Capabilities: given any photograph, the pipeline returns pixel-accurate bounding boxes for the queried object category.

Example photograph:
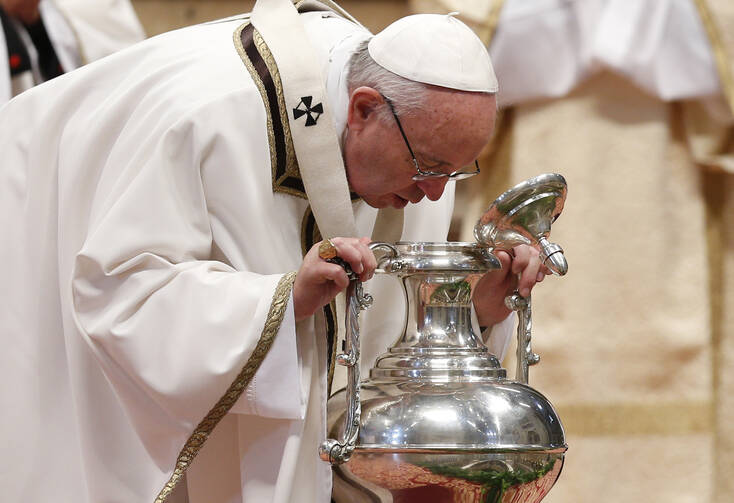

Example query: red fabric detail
[9,53,22,69]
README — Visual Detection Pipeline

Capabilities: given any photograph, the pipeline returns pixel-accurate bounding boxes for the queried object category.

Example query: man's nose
[416,177,450,201]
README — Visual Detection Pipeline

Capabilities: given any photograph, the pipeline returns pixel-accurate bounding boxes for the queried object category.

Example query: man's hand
[473,245,549,328]
[293,237,376,322]
[0,0,41,24]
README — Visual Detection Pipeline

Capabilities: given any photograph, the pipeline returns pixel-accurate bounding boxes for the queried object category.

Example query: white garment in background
[54,0,145,62]
[0,0,144,103]
[489,0,721,106]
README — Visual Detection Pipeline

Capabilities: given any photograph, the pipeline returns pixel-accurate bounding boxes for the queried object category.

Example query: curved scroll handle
[476,174,568,384]
[505,292,539,384]
[319,242,399,465]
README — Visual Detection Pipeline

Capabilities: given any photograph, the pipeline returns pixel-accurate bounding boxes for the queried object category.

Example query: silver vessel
[323,174,569,503]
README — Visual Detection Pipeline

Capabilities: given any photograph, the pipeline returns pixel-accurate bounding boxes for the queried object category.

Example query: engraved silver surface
[371,242,505,382]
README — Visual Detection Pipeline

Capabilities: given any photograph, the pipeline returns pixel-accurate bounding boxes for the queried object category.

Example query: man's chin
[388,195,409,209]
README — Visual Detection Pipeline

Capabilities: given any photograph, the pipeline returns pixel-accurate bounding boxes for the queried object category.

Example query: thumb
[494,250,512,271]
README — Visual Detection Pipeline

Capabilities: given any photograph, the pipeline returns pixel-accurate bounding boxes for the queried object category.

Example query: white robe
[0,9,512,503]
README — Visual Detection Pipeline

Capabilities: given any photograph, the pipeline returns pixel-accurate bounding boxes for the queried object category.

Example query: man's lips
[388,191,426,208]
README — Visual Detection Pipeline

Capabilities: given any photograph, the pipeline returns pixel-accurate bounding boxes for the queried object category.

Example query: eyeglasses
[382,95,480,182]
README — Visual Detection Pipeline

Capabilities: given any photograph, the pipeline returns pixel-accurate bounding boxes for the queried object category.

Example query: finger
[358,237,376,280]
[330,238,365,275]
[510,245,533,275]
[494,249,512,270]
[517,255,542,297]
[306,254,350,284]
[333,237,376,280]
[320,262,350,290]
[355,241,377,281]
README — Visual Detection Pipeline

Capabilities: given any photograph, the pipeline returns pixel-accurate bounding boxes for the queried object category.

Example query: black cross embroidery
[293,96,323,126]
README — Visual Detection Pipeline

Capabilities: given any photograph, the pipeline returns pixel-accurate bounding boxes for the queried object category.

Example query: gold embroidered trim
[154,271,298,502]
[233,22,306,198]
[692,0,734,115]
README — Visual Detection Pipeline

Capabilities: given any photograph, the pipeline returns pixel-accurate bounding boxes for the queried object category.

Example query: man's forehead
[418,91,496,128]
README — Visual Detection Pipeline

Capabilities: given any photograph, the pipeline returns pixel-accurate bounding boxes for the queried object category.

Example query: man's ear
[346,86,384,132]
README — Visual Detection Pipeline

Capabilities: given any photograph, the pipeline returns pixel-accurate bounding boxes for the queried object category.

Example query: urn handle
[505,292,539,384]
[319,242,397,465]
[475,173,569,384]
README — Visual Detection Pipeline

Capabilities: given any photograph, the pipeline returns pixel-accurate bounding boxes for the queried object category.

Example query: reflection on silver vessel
[325,174,569,503]
[335,452,563,503]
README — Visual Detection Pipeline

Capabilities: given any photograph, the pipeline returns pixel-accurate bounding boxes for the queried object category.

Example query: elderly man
[0,0,546,501]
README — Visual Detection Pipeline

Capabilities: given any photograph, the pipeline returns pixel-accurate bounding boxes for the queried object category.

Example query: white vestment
[0,7,511,502]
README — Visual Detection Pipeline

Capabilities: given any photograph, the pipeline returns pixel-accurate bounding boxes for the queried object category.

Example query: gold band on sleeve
[155,271,298,502]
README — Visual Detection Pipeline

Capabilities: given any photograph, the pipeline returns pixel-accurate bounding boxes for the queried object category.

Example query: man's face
[343,87,497,209]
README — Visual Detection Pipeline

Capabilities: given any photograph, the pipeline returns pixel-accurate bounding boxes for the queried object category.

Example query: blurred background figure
[407,1,733,502]
[0,0,145,103]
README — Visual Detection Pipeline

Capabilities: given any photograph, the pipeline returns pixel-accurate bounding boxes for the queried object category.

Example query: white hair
[346,40,428,122]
